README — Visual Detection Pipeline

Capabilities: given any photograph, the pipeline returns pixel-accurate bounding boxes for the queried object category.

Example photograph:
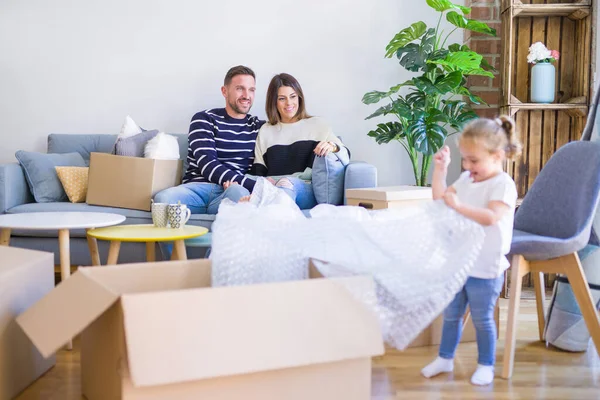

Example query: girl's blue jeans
[439,275,504,366]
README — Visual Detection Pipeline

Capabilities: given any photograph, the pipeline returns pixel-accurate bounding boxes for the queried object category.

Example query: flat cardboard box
[17,259,384,400]
[0,246,56,400]
[87,152,182,211]
[346,186,432,210]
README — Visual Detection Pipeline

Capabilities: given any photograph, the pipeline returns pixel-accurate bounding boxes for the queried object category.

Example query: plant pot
[530,62,555,103]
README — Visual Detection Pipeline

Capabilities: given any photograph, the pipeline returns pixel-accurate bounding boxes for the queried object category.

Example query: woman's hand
[314,141,337,157]
[443,191,460,210]
[434,145,451,170]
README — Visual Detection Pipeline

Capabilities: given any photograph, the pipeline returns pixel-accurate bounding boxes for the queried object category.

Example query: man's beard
[228,98,252,115]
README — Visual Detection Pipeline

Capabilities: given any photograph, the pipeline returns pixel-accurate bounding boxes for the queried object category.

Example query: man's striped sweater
[182,108,264,192]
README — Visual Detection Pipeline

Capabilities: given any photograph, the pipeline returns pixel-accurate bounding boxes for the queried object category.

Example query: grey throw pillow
[15,151,87,203]
[312,147,350,205]
[114,129,159,157]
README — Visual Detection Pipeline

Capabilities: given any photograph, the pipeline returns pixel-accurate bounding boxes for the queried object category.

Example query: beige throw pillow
[55,166,89,203]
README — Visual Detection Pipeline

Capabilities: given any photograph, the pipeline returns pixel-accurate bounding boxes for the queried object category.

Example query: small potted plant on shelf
[527,42,560,104]
[362,0,496,187]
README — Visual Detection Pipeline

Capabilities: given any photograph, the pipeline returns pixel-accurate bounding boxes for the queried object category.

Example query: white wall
[0,0,463,185]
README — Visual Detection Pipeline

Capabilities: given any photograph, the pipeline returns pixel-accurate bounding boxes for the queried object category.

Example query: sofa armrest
[343,161,377,204]
[0,163,33,213]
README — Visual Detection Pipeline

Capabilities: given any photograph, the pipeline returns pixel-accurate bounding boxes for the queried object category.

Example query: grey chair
[503,140,600,379]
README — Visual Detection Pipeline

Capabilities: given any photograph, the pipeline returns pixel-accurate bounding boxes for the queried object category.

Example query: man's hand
[223,181,239,190]
[434,145,451,170]
[443,191,460,210]
[266,177,276,185]
[313,141,337,157]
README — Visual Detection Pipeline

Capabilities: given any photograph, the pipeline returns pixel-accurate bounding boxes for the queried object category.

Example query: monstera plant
[362,0,496,186]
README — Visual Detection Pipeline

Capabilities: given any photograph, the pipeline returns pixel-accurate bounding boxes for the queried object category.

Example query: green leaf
[430,51,482,72]
[407,110,447,155]
[426,0,470,14]
[456,86,486,105]
[446,11,496,36]
[413,77,438,96]
[406,91,426,108]
[435,71,463,94]
[442,100,478,130]
[463,68,495,78]
[448,43,496,72]
[385,22,427,58]
[396,29,436,72]
[362,91,388,105]
[365,104,393,120]
[391,98,412,119]
[367,122,405,144]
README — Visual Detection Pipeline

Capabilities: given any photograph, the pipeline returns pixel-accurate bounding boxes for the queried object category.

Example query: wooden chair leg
[502,254,529,379]
[531,271,546,341]
[564,252,600,357]
[58,229,73,351]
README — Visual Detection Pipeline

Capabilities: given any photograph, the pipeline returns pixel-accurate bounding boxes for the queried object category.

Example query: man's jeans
[438,275,504,366]
[154,182,250,214]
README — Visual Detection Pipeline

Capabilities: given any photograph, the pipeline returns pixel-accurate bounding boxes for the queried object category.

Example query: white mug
[167,202,191,229]
[151,201,169,228]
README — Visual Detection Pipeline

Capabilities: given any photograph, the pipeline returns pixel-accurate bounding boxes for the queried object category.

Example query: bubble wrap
[211,178,485,349]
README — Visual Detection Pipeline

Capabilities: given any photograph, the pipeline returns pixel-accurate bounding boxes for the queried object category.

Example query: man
[154,65,264,214]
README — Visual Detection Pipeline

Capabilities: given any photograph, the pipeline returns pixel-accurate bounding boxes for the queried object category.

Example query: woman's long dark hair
[265,73,310,125]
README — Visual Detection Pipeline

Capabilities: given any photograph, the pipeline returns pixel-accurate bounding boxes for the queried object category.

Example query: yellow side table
[86,224,208,265]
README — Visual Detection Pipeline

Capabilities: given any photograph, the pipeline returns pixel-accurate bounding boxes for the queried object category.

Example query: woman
[249,73,345,209]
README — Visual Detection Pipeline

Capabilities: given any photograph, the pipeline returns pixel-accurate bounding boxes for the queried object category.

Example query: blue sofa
[0,134,377,265]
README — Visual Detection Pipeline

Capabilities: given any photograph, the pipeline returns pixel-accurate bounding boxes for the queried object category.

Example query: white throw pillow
[144,132,180,160]
[119,115,143,139]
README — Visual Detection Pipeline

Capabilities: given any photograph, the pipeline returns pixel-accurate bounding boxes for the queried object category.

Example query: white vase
[530,63,555,103]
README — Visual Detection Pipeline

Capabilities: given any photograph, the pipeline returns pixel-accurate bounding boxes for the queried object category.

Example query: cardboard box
[17,259,384,400]
[408,305,500,348]
[346,186,432,210]
[87,152,182,211]
[0,246,56,400]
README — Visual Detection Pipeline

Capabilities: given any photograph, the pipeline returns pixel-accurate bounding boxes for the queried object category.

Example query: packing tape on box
[211,178,484,350]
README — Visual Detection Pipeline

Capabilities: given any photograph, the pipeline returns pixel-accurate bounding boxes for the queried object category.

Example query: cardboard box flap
[16,271,120,358]
[346,186,432,201]
[121,276,384,388]
[77,260,211,295]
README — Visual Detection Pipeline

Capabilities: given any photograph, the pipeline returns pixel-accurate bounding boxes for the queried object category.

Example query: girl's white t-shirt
[451,171,518,279]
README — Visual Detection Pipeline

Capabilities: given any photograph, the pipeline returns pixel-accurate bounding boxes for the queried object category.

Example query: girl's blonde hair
[459,115,522,159]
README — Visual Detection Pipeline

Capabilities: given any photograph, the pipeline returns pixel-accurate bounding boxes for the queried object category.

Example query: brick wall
[465,0,501,118]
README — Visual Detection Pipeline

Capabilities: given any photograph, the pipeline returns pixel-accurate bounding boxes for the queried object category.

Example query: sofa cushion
[15,151,87,203]
[115,130,160,157]
[311,147,350,205]
[55,166,89,203]
[48,134,118,163]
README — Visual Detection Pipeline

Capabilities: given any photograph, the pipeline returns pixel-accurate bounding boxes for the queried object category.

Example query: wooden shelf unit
[500,0,594,198]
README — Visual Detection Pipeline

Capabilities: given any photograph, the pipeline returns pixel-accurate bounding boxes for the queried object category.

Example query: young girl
[421,115,522,386]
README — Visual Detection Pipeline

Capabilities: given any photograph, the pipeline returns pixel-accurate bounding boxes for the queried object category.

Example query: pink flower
[550,50,560,61]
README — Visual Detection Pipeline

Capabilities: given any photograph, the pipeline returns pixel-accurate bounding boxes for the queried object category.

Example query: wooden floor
[16,299,600,400]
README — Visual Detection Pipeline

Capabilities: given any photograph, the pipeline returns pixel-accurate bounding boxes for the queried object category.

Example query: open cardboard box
[86,152,182,211]
[17,259,384,400]
[0,246,56,400]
